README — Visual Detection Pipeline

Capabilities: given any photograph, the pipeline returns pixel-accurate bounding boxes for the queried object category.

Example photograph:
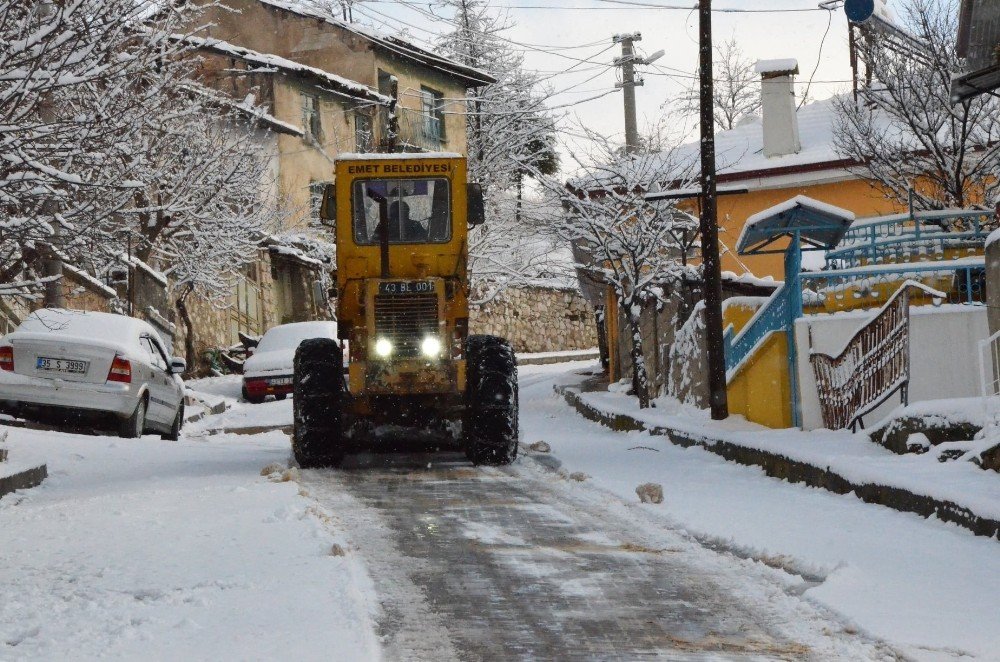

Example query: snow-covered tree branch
[833,0,1000,211]
[536,132,698,408]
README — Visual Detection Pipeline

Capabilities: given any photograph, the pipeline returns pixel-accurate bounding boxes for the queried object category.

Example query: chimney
[755,58,801,158]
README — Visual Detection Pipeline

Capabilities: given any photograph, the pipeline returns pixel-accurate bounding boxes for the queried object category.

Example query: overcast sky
[350,0,868,172]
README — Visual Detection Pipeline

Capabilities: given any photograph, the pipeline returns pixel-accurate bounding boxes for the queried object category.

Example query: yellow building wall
[682,177,906,280]
[726,331,793,429]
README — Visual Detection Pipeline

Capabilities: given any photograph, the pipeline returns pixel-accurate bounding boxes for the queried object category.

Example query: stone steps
[0,431,47,499]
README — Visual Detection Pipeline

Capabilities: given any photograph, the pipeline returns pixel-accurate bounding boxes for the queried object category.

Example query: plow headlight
[374,338,393,358]
[421,336,442,358]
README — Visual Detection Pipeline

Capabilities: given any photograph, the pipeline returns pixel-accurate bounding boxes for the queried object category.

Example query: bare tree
[539,133,698,408]
[437,0,562,298]
[833,0,1000,210]
[674,37,760,131]
[0,0,197,300]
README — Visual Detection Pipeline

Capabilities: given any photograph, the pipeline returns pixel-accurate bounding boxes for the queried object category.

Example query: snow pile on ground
[576,387,1000,523]
[185,375,293,434]
[521,362,1000,661]
[0,424,380,660]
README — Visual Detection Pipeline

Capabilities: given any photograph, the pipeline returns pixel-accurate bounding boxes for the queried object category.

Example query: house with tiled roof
[173,0,494,361]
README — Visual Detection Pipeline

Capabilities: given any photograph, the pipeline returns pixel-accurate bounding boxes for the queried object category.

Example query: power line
[364,0,827,13]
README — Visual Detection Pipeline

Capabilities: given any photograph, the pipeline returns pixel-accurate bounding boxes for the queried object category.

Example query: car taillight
[0,346,12,371]
[107,356,131,383]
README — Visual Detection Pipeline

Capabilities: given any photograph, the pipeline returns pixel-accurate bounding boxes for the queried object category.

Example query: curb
[556,385,1000,541]
[517,351,600,366]
[0,465,47,500]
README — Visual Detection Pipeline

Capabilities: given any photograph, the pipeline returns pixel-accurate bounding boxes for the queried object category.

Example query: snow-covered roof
[755,58,799,75]
[659,96,857,184]
[737,195,855,255]
[254,0,496,87]
[180,35,390,105]
[186,85,304,136]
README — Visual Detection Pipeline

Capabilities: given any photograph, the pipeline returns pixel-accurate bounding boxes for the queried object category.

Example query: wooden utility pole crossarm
[698,0,729,420]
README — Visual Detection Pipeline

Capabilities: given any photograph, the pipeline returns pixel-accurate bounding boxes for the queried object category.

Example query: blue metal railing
[826,210,993,270]
[724,283,791,374]
[802,259,986,307]
[723,260,985,377]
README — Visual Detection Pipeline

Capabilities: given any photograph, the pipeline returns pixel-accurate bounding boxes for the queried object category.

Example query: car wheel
[242,385,265,404]
[161,402,184,441]
[119,397,147,439]
[274,393,287,401]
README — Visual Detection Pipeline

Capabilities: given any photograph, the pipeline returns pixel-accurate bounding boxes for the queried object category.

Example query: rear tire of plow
[292,338,346,468]
[464,335,519,466]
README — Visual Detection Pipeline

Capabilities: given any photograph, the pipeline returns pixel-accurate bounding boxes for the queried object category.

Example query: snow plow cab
[291,153,518,467]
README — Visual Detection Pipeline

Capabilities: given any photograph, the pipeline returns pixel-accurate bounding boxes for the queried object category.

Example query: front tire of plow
[292,338,346,468]
[464,335,519,466]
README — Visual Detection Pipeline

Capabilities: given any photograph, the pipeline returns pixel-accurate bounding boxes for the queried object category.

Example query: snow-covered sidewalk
[0,425,380,660]
[521,361,1000,661]
[562,378,1000,535]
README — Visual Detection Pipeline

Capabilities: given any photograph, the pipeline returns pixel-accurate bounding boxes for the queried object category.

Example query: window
[301,93,321,143]
[140,336,168,371]
[351,178,451,245]
[420,86,445,144]
[355,112,373,152]
[310,181,330,223]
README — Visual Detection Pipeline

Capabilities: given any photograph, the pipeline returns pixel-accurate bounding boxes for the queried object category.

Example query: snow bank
[0,424,381,659]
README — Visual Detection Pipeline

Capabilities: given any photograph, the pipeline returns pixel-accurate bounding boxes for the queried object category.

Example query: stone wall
[470,285,598,353]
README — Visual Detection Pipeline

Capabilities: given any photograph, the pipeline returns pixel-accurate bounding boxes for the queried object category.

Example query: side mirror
[467,183,485,227]
[169,357,186,375]
[319,183,337,228]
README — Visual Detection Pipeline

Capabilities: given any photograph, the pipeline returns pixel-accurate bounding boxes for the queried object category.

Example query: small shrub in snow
[260,463,285,477]
[330,544,346,557]
[528,441,551,453]
[569,472,588,482]
[635,483,663,504]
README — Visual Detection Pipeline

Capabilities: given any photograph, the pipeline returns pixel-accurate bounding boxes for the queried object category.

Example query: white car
[242,321,340,403]
[0,308,186,439]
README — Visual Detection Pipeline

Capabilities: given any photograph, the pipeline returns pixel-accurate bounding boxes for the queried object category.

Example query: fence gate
[809,285,913,431]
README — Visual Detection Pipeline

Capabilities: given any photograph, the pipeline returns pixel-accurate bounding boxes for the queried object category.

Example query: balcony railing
[826,209,994,270]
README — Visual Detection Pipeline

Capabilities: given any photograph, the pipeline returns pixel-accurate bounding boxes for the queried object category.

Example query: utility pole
[614,33,642,154]
[698,0,728,420]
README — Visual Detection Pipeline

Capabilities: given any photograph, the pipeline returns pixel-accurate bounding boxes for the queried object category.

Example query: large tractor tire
[292,338,346,468]
[464,335,519,466]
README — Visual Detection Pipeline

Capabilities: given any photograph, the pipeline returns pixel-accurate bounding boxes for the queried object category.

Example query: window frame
[301,92,322,143]
[419,86,445,144]
[350,177,452,246]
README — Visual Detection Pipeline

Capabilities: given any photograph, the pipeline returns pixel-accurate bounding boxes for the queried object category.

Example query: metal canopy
[736,195,856,255]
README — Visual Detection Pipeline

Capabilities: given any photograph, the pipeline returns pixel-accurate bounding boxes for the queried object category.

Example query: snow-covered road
[1,362,995,660]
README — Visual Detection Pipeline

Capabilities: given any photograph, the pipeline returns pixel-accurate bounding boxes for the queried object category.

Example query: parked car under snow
[0,309,186,439]
[242,321,341,403]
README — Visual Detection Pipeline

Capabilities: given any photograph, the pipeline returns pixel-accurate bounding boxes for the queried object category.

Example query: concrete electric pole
[613,34,664,154]
[613,33,642,154]
[698,0,729,420]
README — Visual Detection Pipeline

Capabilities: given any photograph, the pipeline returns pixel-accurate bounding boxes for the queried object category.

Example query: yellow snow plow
[292,153,518,467]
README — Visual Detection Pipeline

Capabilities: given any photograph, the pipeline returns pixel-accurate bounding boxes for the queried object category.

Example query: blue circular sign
[845,0,875,23]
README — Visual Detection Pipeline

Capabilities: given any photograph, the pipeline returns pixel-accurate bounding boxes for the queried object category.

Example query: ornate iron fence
[808,283,917,431]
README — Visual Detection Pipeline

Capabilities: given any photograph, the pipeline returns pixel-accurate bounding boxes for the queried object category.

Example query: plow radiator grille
[374,293,439,358]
